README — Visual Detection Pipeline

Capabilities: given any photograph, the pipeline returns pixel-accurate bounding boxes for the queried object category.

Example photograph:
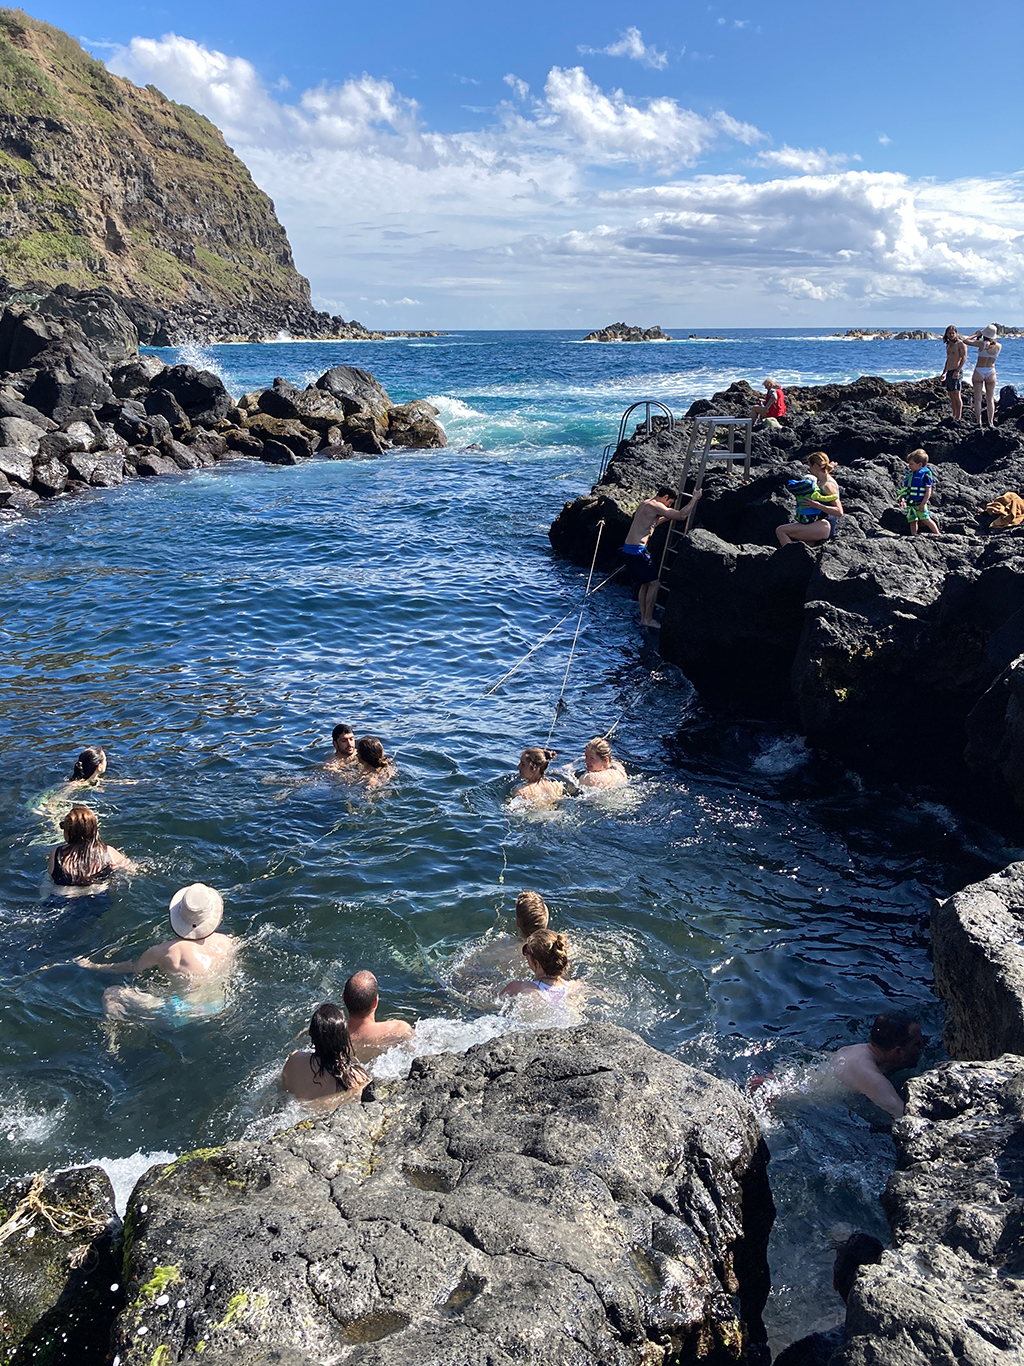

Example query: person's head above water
[332,724,356,757]
[60,804,100,846]
[515,890,550,937]
[342,970,379,1018]
[869,1011,924,1068]
[307,1002,360,1088]
[356,736,388,769]
[71,747,106,781]
[518,746,557,780]
[522,928,569,978]
[169,883,224,941]
[584,737,615,771]
[832,1233,884,1302]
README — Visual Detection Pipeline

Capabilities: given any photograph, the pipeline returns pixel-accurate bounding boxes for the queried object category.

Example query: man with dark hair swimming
[328,724,357,769]
[343,970,413,1060]
[830,1011,924,1118]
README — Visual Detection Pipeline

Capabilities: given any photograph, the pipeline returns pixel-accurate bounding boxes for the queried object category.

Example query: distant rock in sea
[582,322,673,342]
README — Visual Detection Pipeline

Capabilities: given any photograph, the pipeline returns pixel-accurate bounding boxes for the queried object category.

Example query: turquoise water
[1,330,1018,1348]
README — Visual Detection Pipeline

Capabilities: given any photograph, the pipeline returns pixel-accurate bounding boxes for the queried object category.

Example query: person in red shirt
[749,377,786,422]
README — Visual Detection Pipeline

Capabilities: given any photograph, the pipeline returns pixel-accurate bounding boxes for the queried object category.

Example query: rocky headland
[551,375,1024,808]
[582,323,673,342]
[0,289,447,516]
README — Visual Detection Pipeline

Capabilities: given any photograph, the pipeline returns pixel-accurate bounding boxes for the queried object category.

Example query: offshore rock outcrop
[834,1055,1024,1366]
[103,1026,772,1366]
[582,323,673,342]
[550,376,1024,794]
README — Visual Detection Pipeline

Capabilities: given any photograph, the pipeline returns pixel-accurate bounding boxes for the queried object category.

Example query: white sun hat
[169,883,224,940]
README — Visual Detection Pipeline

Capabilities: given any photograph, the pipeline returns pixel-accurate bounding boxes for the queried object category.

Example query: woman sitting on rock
[776,452,844,546]
[355,736,394,787]
[500,929,581,1008]
[46,803,133,890]
[281,1002,369,1106]
[513,747,566,805]
[578,737,628,789]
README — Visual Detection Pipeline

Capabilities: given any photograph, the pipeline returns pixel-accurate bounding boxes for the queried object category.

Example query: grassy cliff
[0,9,311,313]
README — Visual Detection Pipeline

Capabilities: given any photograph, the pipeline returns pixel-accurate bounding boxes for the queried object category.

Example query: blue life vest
[902,466,934,504]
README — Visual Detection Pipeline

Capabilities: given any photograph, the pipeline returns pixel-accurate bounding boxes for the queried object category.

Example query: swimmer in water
[513,747,565,805]
[281,1002,369,1106]
[327,724,357,770]
[47,804,134,890]
[75,883,237,1020]
[342,970,414,1062]
[70,747,107,785]
[500,929,580,1007]
[830,1011,924,1118]
[577,737,628,790]
[356,736,394,787]
[515,889,549,937]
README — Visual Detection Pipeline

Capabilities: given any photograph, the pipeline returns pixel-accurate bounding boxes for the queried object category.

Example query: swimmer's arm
[106,847,137,871]
[499,980,531,997]
[657,494,702,522]
[74,945,163,973]
[856,1071,906,1119]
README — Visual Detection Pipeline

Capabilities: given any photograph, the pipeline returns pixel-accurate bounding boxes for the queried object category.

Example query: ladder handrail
[616,400,675,450]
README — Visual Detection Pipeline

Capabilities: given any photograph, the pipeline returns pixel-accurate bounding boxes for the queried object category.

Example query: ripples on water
[2,331,1020,1350]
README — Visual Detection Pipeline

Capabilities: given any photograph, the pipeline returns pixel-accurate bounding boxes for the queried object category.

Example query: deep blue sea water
[2,329,1019,1349]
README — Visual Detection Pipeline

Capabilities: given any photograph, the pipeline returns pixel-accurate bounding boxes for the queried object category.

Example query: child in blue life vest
[788,475,839,524]
[899,449,939,535]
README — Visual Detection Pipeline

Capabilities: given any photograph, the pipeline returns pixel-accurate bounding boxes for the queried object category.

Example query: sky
[36,0,1024,327]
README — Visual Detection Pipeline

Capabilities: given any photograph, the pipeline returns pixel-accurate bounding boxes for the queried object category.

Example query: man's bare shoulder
[832,1043,876,1074]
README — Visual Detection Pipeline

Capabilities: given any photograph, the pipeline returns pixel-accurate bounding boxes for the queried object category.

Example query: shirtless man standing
[940,326,968,420]
[830,1011,924,1118]
[76,883,237,1020]
[621,485,702,628]
[343,970,413,1060]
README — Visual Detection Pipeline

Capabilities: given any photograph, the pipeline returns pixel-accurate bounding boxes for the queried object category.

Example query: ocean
[1,328,1019,1350]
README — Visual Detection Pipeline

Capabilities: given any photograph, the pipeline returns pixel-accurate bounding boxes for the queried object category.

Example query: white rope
[545,521,606,744]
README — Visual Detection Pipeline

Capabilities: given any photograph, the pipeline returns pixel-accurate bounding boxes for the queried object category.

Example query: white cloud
[878,133,891,145]
[578,27,669,70]
[756,145,855,173]
[100,33,1024,325]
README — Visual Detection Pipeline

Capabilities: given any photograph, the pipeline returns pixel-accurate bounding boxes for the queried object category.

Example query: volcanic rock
[91,453,125,487]
[583,322,673,342]
[151,365,233,427]
[314,364,392,421]
[19,335,115,421]
[31,454,68,496]
[108,1025,773,1366]
[0,446,33,485]
[134,450,180,477]
[110,354,166,399]
[387,399,447,448]
[0,416,43,455]
[145,387,191,433]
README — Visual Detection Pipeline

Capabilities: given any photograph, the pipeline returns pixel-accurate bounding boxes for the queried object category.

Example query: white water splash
[88,1151,177,1217]
[752,736,810,775]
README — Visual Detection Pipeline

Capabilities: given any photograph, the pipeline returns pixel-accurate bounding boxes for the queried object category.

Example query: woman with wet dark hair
[356,736,394,787]
[71,747,107,783]
[46,804,133,889]
[281,1002,369,1104]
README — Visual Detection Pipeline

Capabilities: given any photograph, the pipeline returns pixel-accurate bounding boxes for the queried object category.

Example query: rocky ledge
[550,376,1024,803]
[0,292,447,515]
[582,323,673,342]
[0,1025,774,1366]
[835,1054,1024,1366]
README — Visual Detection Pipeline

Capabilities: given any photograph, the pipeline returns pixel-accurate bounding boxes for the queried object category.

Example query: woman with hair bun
[578,737,628,789]
[46,804,133,891]
[71,747,107,784]
[356,736,394,788]
[513,746,566,805]
[500,929,580,1008]
[281,1002,369,1106]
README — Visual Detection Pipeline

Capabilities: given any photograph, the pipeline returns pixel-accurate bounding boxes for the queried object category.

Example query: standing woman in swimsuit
[46,804,133,890]
[964,325,1002,429]
[513,747,566,805]
[281,1002,369,1105]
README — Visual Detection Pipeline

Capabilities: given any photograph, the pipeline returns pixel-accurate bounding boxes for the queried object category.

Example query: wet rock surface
[0,1166,122,1365]
[109,1024,773,1366]
[834,1055,1024,1366]
[583,322,673,342]
[932,862,1024,1060]
[549,375,1024,792]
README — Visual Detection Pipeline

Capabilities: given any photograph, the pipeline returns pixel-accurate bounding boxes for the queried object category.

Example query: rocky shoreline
[0,290,448,516]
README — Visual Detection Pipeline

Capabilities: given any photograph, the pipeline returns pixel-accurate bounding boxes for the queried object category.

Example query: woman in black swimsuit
[281,1003,369,1104]
[47,804,132,888]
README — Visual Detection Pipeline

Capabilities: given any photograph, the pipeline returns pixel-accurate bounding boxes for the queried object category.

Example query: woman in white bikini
[965,325,1002,429]
[499,929,580,1007]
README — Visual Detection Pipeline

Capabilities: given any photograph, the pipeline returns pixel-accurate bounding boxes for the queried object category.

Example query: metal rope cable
[545,521,605,744]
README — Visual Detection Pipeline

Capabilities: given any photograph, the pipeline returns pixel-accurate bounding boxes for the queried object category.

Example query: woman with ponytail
[513,746,566,806]
[70,747,107,784]
[281,1002,369,1105]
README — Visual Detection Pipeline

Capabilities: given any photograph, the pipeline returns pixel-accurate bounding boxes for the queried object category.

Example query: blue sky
[35,0,1024,326]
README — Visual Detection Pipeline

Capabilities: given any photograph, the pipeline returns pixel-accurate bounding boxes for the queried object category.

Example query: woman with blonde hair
[578,737,628,789]
[776,451,844,546]
[500,929,579,1007]
[515,890,550,937]
[513,747,565,805]
[46,804,133,889]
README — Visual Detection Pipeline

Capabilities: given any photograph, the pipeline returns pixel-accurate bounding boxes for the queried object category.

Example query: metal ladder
[656,416,753,588]
[599,399,675,479]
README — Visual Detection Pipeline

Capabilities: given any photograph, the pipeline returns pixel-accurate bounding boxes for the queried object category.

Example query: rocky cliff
[0,9,314,338]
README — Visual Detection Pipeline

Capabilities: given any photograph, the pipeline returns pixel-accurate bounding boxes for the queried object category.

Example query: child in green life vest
[899,449,939,535]
[788,476,839,522]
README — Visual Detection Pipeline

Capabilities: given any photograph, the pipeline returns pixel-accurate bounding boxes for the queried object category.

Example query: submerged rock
[109,1024,773,1366]
[834,1055,1024,1366]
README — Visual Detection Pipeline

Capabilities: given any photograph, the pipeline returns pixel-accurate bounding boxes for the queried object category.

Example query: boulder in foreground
[110,1024,773,1365]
